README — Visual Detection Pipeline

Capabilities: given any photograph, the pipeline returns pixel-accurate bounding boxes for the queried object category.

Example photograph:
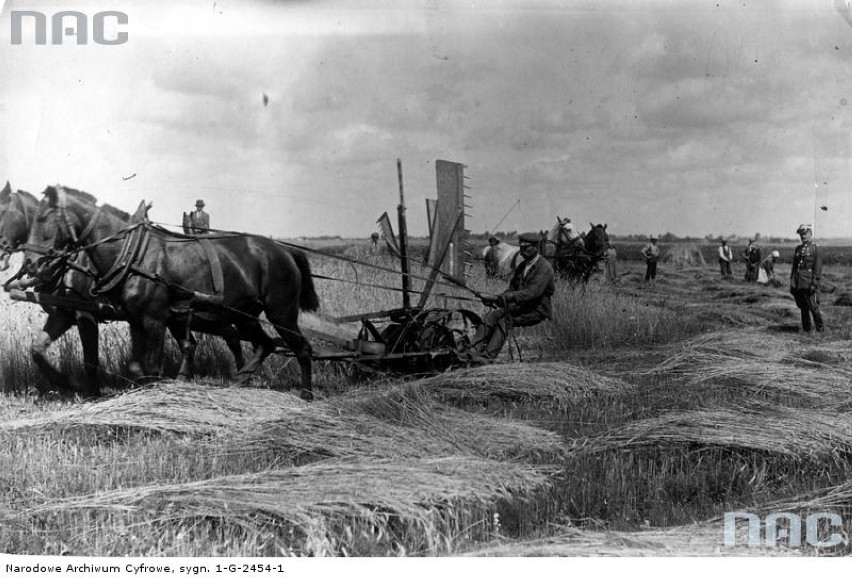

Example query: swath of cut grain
[639,330,852,404]
[414,362,634,406]
[577,407,852,465]
[27,457,554,552]
[460,523,802,557]
[230,384,566,462]
[0,381,306,437]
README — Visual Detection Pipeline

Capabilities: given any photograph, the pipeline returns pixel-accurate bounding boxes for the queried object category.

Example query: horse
[2,187,247,398]
[481,239,522,278]
[22,186,320,401]
[546,218,609,283]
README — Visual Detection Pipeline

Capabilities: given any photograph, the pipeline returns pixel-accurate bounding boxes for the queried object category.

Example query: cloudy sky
[2,0,852,239]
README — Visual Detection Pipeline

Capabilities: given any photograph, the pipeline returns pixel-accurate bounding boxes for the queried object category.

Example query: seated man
[471,232,556,359]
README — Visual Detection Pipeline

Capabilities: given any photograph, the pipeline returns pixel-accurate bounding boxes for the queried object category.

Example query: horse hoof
[299,390,314,402]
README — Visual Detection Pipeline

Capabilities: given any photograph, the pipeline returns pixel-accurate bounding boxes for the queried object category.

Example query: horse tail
[291,249,320,312]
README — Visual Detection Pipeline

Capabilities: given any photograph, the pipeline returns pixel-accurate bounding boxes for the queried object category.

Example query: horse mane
[46,185,131,221]
[14,189,38,205]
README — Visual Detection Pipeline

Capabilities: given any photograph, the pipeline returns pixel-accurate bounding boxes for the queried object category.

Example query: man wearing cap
[472,232,555,359]
[641,235,660,282]
[790,225,824,332]
[718,239,733,280]
[190,199,210,235]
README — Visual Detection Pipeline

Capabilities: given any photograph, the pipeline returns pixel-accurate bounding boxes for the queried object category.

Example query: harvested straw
[578,407,852,465]
[461,523,802,556]
[0,381,306,437]
[640,329,852,404]
[28,457,554,554]
[414,362,634,407]
[229,384,566,463]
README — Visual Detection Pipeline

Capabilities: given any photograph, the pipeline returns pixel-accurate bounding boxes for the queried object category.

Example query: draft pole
[397,158,412,310]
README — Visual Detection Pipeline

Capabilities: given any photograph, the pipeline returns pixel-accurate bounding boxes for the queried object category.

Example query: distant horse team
[483,219,609,283]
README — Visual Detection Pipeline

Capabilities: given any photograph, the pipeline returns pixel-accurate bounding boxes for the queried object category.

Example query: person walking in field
[718,239,733,279]
[641,235,659,283]
[471,232,555,359]
[790,224,824,332]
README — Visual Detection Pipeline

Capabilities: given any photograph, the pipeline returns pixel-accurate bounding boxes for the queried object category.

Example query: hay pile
[0,381,306,437]
[29,457,554,555]
[663,244,707,268]
[415,362,634,406]
[461,523,802,556]
[579,407,852,465]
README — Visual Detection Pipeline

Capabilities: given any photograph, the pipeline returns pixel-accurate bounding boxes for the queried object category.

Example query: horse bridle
[55,186,103,249]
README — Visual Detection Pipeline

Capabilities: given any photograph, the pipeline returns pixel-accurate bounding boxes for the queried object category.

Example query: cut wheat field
[5,245,852,556]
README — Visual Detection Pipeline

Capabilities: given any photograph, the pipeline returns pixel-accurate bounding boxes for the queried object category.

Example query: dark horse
[23,186,319,400]
[2,184,247,397]
[544,218,609,283]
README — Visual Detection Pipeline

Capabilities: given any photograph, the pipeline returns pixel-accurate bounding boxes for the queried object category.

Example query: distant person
[641,235,660,283]
[604,241,618,284]
[189,199,210,235]
[790,224,824,332]
[484,236,501,277]
[743,239,761,282]
[718,239,733,279]
[471,232,555,359]
[369,232,380,255]
[758,250,780,285]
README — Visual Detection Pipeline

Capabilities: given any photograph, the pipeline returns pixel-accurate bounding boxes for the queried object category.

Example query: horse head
[0,187,38,270]
[585,222,609,255]
[24,185,130,287]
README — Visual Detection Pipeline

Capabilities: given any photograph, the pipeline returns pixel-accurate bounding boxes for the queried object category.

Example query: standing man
[604,241,618,284]
[472,232,555,359]
[190,199,210,235]
[743,239,761,282]
[790,224,824,332]
[642,235,660,283]
[718,239,733,279]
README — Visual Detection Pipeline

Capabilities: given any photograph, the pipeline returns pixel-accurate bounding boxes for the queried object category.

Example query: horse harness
[45,188,227,314]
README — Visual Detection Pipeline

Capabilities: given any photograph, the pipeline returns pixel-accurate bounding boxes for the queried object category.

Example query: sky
[2,0,852,239]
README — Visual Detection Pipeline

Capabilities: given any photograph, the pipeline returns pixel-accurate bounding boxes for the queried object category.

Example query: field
[4,241,852,556]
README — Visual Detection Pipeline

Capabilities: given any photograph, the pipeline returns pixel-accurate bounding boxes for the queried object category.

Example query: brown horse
[23,186,319,400]
[4,186,247,397]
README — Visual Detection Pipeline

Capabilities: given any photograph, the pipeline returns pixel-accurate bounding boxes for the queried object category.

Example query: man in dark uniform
[472,231,555,359]
[790,224,824,332]
[190,199,210,234]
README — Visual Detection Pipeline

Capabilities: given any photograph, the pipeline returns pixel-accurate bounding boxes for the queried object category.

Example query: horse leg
[223,325,246,372]
[232,320,275,383]
[75,311,101,398]
[142,318,168,380]
[265,306,313,402]
[167,321,196,379]
[127,321,151,381]
[31,313,75,393]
